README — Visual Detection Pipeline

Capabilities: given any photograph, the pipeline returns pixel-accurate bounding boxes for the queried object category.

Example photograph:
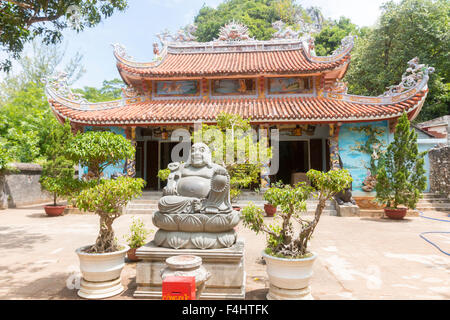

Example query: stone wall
[429,146,450,198]
[1,163,52,209]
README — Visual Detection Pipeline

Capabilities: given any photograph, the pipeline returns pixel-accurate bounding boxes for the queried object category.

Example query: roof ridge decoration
[381,57,435,97]
[216,20,254,42]
[44,72,147,112]
[322,57,433,105]
[272,21,301,40]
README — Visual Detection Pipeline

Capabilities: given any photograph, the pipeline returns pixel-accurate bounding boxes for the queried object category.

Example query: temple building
[44,21,436,197]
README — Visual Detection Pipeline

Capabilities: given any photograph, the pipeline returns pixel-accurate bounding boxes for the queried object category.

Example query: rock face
[153,143,239,249]
[429,146,450,198]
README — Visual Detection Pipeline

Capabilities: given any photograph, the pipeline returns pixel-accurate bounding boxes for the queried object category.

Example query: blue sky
[5,0,399,89]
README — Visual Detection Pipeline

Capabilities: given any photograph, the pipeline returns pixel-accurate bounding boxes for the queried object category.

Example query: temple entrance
[271,138,326,186]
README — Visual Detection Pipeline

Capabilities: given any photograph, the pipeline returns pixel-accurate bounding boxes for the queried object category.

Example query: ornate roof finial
[382,57,435,97]
[331,35,357,56]
[272,20,301,40]
[43,71,87,103]
[216,20,253,41]
[112,43,135,61]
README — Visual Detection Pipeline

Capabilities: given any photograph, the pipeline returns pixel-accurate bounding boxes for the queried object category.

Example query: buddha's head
[188,143,212,168]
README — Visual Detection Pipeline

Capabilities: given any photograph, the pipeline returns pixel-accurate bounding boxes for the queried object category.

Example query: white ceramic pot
[76,245,129,299]
[262,251,317,300]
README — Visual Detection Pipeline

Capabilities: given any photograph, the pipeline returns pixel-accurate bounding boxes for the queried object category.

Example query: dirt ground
[0,204,449,300]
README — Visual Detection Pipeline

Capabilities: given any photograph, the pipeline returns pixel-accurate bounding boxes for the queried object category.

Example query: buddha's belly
[177,176,210,198]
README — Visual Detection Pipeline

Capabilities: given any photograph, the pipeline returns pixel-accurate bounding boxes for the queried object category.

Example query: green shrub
[124,217,152,249]
[375,113,427,209]
[157,168,171,181]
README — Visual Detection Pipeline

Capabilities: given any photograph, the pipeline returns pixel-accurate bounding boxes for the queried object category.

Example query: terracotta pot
[127,247,140,262]
[44,205,66,217]
[264,204,277,217]
[384,207,407,220]
[76,244,129,299]
[263,251,317,300]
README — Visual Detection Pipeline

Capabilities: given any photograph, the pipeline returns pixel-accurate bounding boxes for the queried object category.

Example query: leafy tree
[76,176,145,253]
[193,0,306,42]
[73,79,124,103]
[0,0,128,72]
[375,113,427,209]
[68,130,145,253]
[242,169,353,257]
[314,17,369,56]
[40,156,77,206]
[0,41,85,163]
[66,131,135,182]
[193,112,272,202]
[345,0,449,122]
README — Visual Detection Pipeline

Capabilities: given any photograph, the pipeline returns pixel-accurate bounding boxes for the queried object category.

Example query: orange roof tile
[117,50,350,78]
[49,91,426,126]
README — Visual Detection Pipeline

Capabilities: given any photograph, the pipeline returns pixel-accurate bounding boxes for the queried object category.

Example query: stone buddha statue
[152,143,240,250]
[159,143,232,215]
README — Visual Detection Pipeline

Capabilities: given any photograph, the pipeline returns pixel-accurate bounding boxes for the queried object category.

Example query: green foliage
[314,17,368,56]
[345,0,449,122]
[0,41,85,163]
[40,156,77,206]
[73,79,124,103]
[375,113,427,209]
[192,112,272,202]
[124,217,152,249]
[0,0,128,72]
[66,131,135,181]
[76,176,145,217]
[193,0,305,42]
[242,169,352,257]
[157,168,171,182]
[0,145,11,173]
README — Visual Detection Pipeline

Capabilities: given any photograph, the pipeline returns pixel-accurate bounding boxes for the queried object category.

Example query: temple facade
[45,21,435,197]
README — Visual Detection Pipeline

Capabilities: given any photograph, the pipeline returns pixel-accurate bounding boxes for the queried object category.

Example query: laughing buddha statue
[152,143,240,249]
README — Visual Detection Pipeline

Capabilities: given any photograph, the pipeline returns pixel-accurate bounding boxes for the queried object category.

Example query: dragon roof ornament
[381,57,435,97]
[43,71,88,104]
[272,21,301,40]
[216,20,254,42]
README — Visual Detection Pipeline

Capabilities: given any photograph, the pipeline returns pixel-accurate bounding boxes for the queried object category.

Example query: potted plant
[242,169,352,300]
[260,182,283,217]
[123,217,152,262]
[40,157,77,216]
[375,113,427,220]
[67,131,145,299]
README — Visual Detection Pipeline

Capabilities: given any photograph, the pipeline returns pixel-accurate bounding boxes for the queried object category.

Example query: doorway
[274,141,310,185]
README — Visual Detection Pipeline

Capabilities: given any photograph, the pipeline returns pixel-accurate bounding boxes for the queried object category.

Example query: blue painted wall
[80,126,127,179]
[339,121,389,196]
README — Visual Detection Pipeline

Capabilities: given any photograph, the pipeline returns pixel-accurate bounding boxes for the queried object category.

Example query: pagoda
[45,21,433,195]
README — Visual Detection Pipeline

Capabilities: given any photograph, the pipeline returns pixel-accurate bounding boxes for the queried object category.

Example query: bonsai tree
[193,112,272,202]
[375,113,427,210]
[76,176,145,253]
[242,169,352,257]
[39,120,80,208]
[67,131,146,253]
[40,156,78,206]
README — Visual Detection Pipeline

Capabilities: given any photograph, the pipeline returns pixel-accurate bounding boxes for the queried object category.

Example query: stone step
[418,199,450,205]
[421,193,448,199]
[360,210,419,218]
[416,203,450,209]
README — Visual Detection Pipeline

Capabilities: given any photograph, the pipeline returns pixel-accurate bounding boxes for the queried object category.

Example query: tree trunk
[89,214,119,253]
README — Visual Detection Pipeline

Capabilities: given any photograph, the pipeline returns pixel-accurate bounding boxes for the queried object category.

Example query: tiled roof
[49,91,427,126]
[117,50,350,77]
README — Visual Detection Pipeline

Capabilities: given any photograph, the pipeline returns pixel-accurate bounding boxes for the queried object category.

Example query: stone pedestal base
[336,203,360,217]
[134,239,245,300]
[77,278,124,299]
[267,284,313,300]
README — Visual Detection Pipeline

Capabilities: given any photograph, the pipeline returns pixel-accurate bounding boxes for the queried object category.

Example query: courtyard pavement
[0,204,449,300]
